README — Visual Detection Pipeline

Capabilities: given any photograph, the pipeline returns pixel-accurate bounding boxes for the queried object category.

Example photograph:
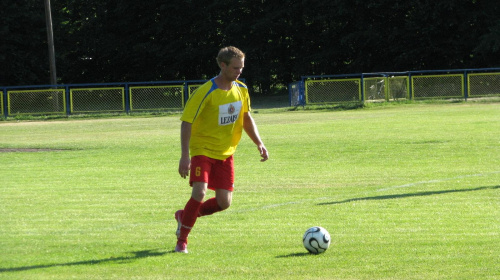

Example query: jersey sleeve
[180,82,213,123]
[236,80,251,113]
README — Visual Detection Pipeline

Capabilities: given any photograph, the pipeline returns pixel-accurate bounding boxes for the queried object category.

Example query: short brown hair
[216,46,245,67]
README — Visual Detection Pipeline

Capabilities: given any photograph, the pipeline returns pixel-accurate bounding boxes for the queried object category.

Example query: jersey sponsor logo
[228,104,235,114]
[219,101,242,126]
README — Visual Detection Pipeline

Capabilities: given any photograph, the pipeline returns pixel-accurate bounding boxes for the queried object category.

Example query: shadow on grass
[276,252,312,258]
[0,249,174,273]
[318,185,500,206]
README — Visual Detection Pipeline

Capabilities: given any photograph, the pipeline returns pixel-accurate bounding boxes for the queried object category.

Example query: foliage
[1,0,499,93]
[0,1,47,84]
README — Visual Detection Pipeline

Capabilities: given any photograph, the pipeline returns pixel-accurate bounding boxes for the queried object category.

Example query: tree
[2,0,499,90]
[0,1,49,86]
[471,0,500,67]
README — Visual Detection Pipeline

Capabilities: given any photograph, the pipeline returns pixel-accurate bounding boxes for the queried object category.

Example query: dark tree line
[1,0,499,94]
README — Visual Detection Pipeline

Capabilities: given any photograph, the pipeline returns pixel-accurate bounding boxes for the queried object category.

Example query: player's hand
[178,156,191,178]
[258,145,269,162]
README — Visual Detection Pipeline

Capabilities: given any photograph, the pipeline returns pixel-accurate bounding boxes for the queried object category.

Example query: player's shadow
[318,185,499,205]
[0,249,173,273]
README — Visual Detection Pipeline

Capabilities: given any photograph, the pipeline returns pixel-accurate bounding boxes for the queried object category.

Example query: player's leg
[215,188,232,210]
[198,189,232,216]
[175,181,207,253]
[182,181,207,232]
[198,155,234,216]
[197,197,221,216]
[175,155,212,253]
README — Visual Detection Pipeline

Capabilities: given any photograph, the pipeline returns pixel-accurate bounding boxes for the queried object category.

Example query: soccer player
[175,46,269,253]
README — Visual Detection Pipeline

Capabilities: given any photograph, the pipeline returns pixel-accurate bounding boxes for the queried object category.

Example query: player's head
[216,46,245,68]
[217,46,245,81]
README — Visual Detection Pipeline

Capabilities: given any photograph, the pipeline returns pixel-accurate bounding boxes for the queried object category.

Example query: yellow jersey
[180,79,251,160]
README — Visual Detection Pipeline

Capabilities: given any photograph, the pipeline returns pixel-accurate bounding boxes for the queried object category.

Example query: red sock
[198,197,222,217]
[179,197,202,242]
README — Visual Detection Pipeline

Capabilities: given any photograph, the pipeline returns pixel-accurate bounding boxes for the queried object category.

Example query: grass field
[1,102,499,279]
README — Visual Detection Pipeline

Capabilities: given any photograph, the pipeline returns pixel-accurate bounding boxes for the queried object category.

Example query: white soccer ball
[303,226,331,254]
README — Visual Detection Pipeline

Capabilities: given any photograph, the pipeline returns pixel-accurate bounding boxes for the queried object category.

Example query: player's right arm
[178,121,192,179]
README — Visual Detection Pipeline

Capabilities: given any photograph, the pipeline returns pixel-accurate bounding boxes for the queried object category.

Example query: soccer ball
[303,226,331,254]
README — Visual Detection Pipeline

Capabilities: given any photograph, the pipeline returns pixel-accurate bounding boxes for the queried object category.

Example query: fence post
[360,74,365,102]
[408,72,413,100]
[463,70,468,101]
[65,85,71,115]
[300,80,306,106]
[2,88,7,118]
[384,76,389,101]
[183,83,189,108]
[124,83,131,113]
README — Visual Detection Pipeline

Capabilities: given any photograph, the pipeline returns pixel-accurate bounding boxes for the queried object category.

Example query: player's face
[222,57,244,81]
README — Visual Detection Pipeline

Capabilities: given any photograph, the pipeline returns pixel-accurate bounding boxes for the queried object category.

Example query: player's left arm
[243,112,269,162]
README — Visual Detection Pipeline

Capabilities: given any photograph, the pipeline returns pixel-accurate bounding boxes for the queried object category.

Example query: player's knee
[218,199,231,210]
[191,183,207,202]
[191,190,206,202]
[215,189,232,210]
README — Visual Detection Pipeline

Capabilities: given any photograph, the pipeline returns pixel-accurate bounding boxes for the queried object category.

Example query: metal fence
[7,89,66,115]
[70,87,125,113]
[387,76,409,101]
[306,78,361,103]
[468,72,500,97]
[289,68,500,106]
[412,74,464,99]
[2,69,499,117]
[129,85,184,112]
[1,80,209,117]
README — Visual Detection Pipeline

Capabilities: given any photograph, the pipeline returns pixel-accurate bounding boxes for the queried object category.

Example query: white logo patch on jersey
[219,101,242,126]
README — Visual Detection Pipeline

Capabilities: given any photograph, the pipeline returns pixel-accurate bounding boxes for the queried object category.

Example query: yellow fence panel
[387,76,410,100]
[7,89,66,115]
[70,87,125,113]
[1,91,4,117]
[412,74,464,99]
[129,85,184,111]
[305,79,361,104]
[468,72,500,97]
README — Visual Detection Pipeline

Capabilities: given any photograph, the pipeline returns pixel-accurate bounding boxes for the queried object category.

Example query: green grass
[1,102,499,279]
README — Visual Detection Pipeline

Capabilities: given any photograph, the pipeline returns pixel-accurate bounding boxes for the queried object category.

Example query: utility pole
[44,0,57,85]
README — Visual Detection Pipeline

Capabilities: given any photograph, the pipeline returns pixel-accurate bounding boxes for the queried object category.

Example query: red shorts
[190,155,234,191]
